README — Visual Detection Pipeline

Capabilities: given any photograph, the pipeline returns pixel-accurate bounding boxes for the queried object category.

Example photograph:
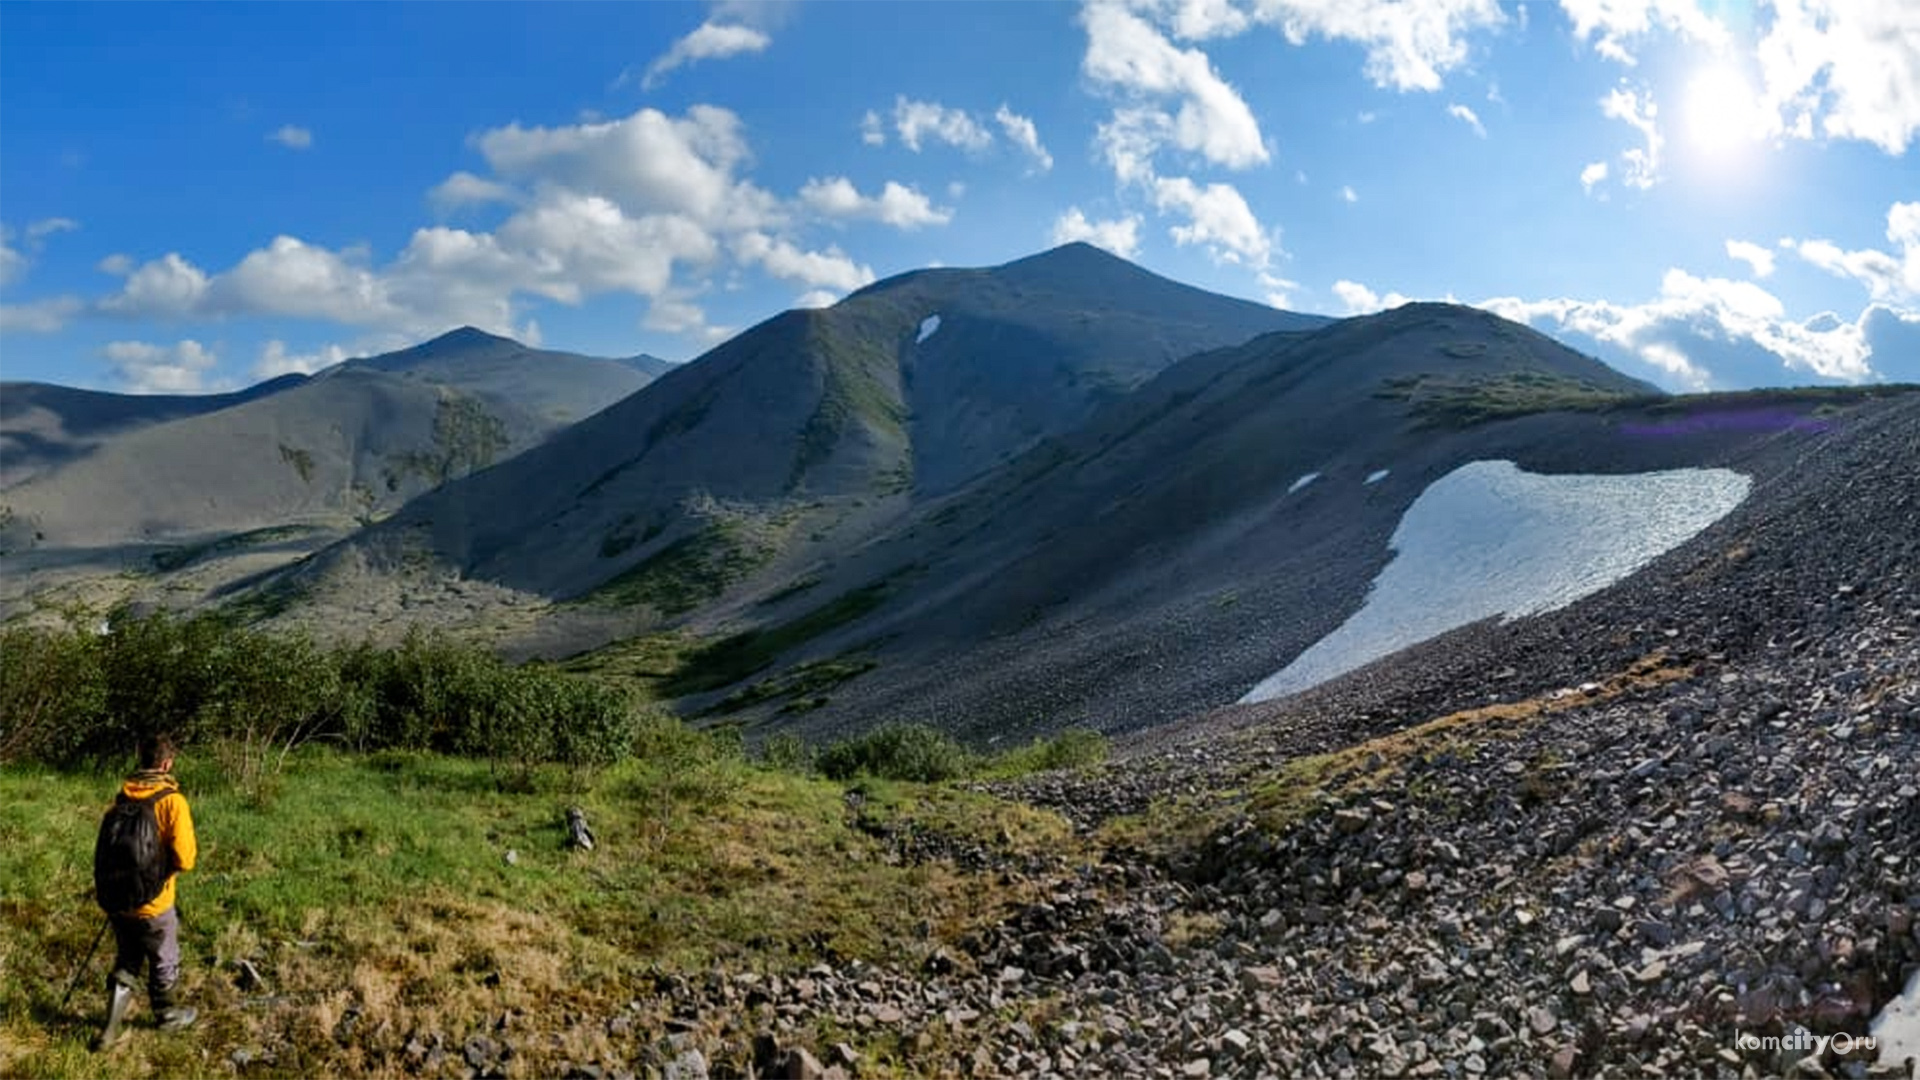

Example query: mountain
[0,373,309,488]
[0,329,667,610]
[281,243,1326,611]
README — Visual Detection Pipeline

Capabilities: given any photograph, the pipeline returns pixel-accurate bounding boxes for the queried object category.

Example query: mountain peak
[424,325,516,349]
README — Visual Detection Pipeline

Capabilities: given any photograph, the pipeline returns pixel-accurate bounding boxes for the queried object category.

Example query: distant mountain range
[0,329,666,551]
[5,242,1913,752]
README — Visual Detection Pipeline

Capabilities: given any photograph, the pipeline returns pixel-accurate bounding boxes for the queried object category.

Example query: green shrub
[818,723,975,783]
[0,623,106,765]
[988,728,1111,776]
[759,732,812,773]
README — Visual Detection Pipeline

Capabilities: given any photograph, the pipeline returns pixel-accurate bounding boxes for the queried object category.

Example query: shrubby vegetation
[0,610,641,792]
[813,721,1109,783]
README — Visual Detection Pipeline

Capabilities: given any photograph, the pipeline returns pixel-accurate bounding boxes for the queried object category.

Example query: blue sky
[2,1,1916,394]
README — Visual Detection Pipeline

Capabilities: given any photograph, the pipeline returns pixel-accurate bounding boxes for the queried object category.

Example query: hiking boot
[156,1005,198,1031]
[93,972,137,1050]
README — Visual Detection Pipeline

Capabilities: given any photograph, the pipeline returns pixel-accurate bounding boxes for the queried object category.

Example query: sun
[1683,64,1765,160]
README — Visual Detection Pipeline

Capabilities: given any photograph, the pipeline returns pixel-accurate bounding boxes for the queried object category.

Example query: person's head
[137,732,178,772]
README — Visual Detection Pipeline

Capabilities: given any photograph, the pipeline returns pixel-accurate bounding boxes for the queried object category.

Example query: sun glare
[1683,64,1764,160]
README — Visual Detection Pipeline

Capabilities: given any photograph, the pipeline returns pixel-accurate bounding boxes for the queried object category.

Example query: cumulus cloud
[1081,5,1268,171]
[1251,0,1505,92]
[859,110,886,146]
[1479,267,1885,388]
[1580,160,1610,193]
[103,339,222,394]
[254,339,348,380]
[1559,0,1731,65]
[1601,85,1664,189]
[429,171,518,213]
[475,105,775,230]
[732,231,874,295]
[1259,271,1300,308]
[1755,0,1920,154]
[1447,102,1487,137]
[1332,279,1415,315]
[641,20,771,89]
[268,125,313,150]
[1050,207,1143,257]
[1151,175,1271,266]
[994,105,1054,172]
[892,97,994,153]
[99,253,213,317]
[1787,201,1920,303]
[1726,239,1777,278]
[798,177,953,229]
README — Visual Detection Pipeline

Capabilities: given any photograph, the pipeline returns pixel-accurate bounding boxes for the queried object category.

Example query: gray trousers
[109,906,181,1003]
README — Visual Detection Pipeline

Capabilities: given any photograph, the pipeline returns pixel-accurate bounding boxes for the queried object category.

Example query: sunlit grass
[0,744,1078,1078]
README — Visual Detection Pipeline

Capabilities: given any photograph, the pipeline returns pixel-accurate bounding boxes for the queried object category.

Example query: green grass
[1377,370,1647,426]
[577,525,769,615]
[0,743,1077,1078]
[149,525,320,573]
[704,653,880,716]
[662,581,896,697]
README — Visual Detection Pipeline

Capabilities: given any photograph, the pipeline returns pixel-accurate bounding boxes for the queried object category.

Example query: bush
[817,723,975,783]
[0,624,106,765]
[991,728,1110,776]
[759,732,812,773]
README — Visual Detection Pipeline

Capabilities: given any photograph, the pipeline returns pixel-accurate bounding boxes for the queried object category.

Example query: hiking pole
[59,918,110,1012]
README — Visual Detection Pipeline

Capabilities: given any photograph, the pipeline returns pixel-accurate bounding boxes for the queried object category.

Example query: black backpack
[93,789,176,914]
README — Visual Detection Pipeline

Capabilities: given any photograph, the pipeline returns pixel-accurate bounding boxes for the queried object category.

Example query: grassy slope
[0,748,1075,1079]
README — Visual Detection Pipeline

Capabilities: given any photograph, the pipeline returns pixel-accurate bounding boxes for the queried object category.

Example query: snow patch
[1287,472,1320,494]
[1365,469,1390,485]
[1876,969,1920,1070]
[916,314,942,344]
[1241,460,1750,704]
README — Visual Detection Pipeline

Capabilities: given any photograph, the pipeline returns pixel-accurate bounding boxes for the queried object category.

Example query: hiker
[95,731,198,1047]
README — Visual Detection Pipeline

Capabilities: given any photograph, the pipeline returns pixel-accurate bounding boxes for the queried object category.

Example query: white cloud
[1339,184,1359,203]
[1151,175,1271,266]
[1,218,79,288]
[268,125,313,150]
[429,171,518,213]
[1332,279,1414,314]
[1726,239,1777,278]
[1249,0,1506,92]
[1580,160,1610,193]
[1787,200,1920,303]
[103,339,222,393]
[642,296,727,343]
[1754,0,1920,154]
[859,110,886,146]
[1478,267,1883,388]
[798,177,953,229]
[1050,207,1143,257]
[254,339,348,380]
[475,105,774,230]
[994,105,1054,172]
[1601,85,1664,189]
[1154,0,1251,39]
[99,253,212,317]
[892,97,994,153]
[1259,270,1300,308]
[0,295,84,333]
[641,20,771,89]
[98,253,135,276]
[732,231,874,294]
[1447,102,1487,137]
[792,289,840,310]
[1081,5,1269,171]
[1559,0,1731,65]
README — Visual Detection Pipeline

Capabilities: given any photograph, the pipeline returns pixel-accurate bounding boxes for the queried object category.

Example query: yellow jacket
[117,773,196,919]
